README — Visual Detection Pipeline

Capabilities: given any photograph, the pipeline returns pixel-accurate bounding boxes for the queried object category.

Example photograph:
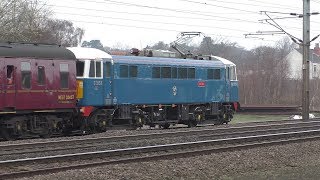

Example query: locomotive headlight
[76,80,84,99]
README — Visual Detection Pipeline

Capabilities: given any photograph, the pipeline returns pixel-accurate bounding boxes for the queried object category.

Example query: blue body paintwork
[78,56,239,107]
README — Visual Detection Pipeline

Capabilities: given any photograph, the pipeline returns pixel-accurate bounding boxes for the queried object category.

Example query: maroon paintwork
[0,58,77,112]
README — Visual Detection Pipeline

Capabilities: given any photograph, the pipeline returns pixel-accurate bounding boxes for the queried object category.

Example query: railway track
[0,119,319,158]
[1,119,320,160]
[1,128,320,179]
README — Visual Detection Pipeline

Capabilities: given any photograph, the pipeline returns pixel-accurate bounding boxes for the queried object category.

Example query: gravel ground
[15,138,320,180]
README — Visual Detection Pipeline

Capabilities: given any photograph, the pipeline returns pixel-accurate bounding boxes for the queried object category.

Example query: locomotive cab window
[37,66,45,85]
[21,62,31,89]
[230,66,237,80]
[226,67,230,80]
[89,61,103,78]
[96,61,101,77]
[60,64,69,89]
[76,61,85,78]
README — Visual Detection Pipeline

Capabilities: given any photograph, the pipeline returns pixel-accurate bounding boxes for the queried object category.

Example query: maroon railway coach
[0,43,79,140]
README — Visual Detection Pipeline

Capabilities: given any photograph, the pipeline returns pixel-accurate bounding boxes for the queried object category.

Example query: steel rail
[1,120,320,156]
[1,129,320,179]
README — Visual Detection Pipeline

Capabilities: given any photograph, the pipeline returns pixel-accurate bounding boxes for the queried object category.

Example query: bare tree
[0,0,84,46]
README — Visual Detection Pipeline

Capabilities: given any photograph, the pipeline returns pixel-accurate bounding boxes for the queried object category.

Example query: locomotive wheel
[89,109,108,133]
[187,113,198,128]
[97,119,107,132]
[133,116,144,128]
[223,112,232,124]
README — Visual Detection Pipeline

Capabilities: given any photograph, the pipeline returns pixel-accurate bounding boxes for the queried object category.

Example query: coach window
[105,62,111,77]
[60,64,69,89]
[7,65,14,85]
[152,67,160,78]
[37,66,45,85]
[120,65,128,78]
[129,66,138,78]
[161,67,171,78]
[188,68,195,79]
[178,68,187,79]
[21,62,31,89]
[172,67,177,78]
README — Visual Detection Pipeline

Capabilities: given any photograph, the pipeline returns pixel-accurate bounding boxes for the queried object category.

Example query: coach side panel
[12,59,77,110]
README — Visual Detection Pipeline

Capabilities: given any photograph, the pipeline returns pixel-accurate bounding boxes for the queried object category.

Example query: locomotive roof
[0,43,76,60]
[67,47,112,60]
[112,55,235,67]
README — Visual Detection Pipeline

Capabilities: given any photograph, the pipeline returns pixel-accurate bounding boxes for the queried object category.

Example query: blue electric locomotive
[68,47,239,131]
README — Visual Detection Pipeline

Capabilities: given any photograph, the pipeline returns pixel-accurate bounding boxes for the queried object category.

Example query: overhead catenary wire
[43,2,306,31]
[60,18,278,43]
[204,0,301,11]
[53,11,250,33]
[44,3,261,24]
[178,0,300,12]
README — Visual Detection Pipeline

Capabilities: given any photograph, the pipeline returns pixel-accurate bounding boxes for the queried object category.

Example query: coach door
[4,63,16,109]
[33,60,51,109]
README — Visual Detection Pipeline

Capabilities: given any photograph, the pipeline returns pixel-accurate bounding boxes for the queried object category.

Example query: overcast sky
[46,0,320,50]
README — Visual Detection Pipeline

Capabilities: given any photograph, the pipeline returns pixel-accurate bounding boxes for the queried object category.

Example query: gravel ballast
[15,138,320,180]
